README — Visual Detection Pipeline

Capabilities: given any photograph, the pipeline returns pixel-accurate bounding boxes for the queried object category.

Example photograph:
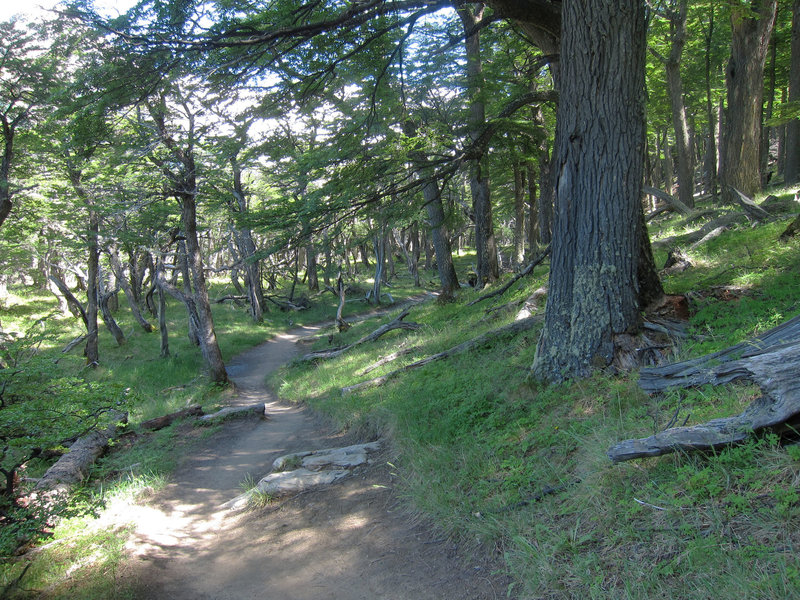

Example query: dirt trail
[120,326,510,599]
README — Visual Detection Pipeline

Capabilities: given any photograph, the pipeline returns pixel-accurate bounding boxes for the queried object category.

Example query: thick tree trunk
[532,0,646,381]
[526,162,540,254]
[785,0,800,184]
[720,0,777,203]
[704,0,719,198]
[306,240,319,292]
[0,114,16,229]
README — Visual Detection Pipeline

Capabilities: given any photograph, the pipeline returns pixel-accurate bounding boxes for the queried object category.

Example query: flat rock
[272,441,381,471]
[222,469,350,510]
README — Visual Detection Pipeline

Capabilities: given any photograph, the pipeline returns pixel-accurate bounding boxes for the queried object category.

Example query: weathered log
[468,245,550,307]
[652,213,745,249]
[213,294,247,304]
[342,315,542,395]
[62,334,87,354]
[609,314,800,462]
[729,187,772,223]
[356,346,418,376]
[199,403,267,422]
[36,411,128,492]
[140,404,204,431]
[643,185,693,216]
[301,308,421,362]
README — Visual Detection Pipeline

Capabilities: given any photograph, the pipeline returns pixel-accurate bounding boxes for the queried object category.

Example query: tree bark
[785,0,800,184]
[512,159,526,267]
[720,0,778,203]
[532,0,646,382]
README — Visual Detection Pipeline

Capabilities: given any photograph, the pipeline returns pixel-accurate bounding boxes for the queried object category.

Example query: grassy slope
[275,194,800,599]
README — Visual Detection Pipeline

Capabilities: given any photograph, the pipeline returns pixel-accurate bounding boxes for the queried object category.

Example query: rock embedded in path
[222,441,382,511]
[272,441,381,472]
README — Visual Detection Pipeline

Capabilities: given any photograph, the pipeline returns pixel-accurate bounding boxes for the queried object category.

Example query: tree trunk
[306,240,319,292]
[663,0,695,208]
[177,240,201,346]
[403,120,459,296]
[512,159,526,267]
[179,170,228,384]
[785,0,800,184]
[761,33,777,186]
[703,0,718,197]
[532,0,646,382]
[526,162,539,255]
[720,0,777,203]
[107,250,154,333]
[458,4,499,288]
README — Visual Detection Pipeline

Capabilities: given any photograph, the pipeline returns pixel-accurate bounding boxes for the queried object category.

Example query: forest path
[119,325,508,599]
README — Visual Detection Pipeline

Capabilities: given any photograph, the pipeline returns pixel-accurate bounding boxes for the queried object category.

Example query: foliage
[0,319,129,557]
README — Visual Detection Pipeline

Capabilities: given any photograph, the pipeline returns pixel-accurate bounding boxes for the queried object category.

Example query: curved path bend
[120,326,509,600]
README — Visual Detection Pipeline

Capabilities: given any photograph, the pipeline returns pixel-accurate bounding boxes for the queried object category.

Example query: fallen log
[342,315,542,395]
[199,403,267,422]
[356,346,418,376]
[301,308,421,362]
[779,212,800,242]
[140,404,204,431]
[36,410,128,492]
[643,186,693,216]
[729,187,772,223]
[608,314,800,463]
[652,213,745,249]
[468,245,550,307]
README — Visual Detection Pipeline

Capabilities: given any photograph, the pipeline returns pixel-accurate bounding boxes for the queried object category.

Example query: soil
[118,326,511,599]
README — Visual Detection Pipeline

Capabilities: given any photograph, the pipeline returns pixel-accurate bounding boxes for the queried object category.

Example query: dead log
[36,411,128,492]
[468,245,550,307]
[301,308,421,362]
[213,294,247,304]
[356,346,418,376]
[643,186,693,216]
[729,187,772,223]
[652,213,745,249]
[342,315,542,395]
[140,404,204,431]
[199,403,267,422]
[608,314,800,462]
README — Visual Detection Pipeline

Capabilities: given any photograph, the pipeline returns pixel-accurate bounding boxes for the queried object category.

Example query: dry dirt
[118,326,512,599]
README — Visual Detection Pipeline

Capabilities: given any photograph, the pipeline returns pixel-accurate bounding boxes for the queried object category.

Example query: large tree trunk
[532,0,646,382]
[458,5,499,288]
[785,0,800,184]
[703,0,719,198]
[719,0,777,203]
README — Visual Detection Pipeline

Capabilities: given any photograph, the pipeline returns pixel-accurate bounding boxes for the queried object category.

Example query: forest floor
[114,325,510,600]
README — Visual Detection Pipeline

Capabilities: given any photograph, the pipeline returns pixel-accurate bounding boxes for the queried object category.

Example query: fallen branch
[62,334,87,354]
[213,294,247,304]
[468,245,550,307]
[652,213,745,249]
[342,315,542,395]
[608,314,800,462]
[643,186,693,216]
[356,346,419,376]
[36,410,128,492]
[301,308,421,362]
[140,404,204,431]
[729,187,772,223]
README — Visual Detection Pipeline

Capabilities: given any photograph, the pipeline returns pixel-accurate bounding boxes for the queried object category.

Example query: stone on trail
[272,441,381,472]
[222,441,381,511]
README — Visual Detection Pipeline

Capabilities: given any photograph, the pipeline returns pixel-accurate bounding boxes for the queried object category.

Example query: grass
[3,195,800,598]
